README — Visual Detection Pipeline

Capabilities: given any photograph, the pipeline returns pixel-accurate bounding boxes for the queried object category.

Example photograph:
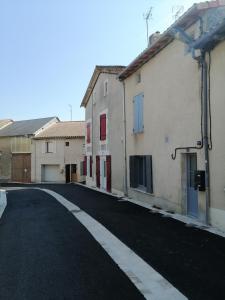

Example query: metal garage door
[42,165,61,182]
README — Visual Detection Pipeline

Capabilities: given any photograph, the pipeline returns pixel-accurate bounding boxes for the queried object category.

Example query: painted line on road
[41,188,187,300]
[0,190,7,219]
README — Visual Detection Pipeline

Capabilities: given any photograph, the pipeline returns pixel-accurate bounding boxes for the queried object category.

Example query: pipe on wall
[122,81,128,196]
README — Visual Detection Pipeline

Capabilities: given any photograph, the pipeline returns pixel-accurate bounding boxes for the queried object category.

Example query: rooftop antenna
[172,5,184,21]
[143,7,153,46]
[68,104,72,121]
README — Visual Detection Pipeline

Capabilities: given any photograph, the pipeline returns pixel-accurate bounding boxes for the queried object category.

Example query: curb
[0,189,7,219]
[75,182,225,239]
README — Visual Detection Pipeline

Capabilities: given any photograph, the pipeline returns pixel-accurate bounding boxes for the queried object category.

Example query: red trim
[100,114,106,141]
[96,156,100,188]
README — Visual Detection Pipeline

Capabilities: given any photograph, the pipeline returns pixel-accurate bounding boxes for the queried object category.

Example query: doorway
[65,164,77,183]
[100,156,106,190]
[186,153,198,218]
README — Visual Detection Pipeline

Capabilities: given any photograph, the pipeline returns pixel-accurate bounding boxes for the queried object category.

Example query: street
[0,184,225,300]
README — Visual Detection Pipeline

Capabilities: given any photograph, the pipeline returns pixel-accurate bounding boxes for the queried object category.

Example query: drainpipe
[122,81,128,196]
[202,51,210,225]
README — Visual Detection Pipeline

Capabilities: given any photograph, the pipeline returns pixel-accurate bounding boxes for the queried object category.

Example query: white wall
[85,72,125,195]
[31,138,85,183]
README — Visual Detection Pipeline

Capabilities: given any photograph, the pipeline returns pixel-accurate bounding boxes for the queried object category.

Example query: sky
[0,0,203,122]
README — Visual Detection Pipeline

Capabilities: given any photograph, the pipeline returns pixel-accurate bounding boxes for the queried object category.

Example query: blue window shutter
[138,94,144,132]
[133,93,144,134]
[133,96,139,133]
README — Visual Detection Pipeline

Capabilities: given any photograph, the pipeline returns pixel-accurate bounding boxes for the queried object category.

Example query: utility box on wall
[194,170,205,191]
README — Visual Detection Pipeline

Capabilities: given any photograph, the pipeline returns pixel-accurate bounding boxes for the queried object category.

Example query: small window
[136,72,141,83]
[46,141,54,153]
[104,80,108,96]
[65,142,69,147]
[93,91,96,105]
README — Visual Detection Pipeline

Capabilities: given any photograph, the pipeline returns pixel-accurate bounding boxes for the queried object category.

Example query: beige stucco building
[32,121,85,183]
[118,1,225,231]
[0,117,58,182]
[81,66,126,195]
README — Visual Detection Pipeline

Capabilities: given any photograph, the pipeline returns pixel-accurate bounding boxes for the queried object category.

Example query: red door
[96,156,100,188]
[106,155,111,192]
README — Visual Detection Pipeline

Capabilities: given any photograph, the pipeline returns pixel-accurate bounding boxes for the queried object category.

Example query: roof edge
[80,65,126,108]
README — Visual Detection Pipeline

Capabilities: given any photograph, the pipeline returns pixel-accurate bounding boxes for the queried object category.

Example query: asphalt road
[1,183,225,300]
[0,188,144,300]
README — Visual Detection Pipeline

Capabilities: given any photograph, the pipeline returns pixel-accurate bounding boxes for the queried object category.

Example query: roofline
[118,0,225,81]
[80,65,126,108]
[33,136,84,140]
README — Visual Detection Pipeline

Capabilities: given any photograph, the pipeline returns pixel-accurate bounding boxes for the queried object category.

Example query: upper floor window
[133,93,144,134]
[86,122,91,144]
[100,113,107,141]
[93,91,96,105]
[104,80,108,97]
[136,72,141,84]
[45,141,55,153]
[65,141,69,147]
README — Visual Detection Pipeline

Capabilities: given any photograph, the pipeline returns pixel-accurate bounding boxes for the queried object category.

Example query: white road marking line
[0,190,7,219]
[41,188,187,300]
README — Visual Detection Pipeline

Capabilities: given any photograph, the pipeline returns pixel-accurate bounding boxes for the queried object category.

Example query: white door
[100,156,106,190]
[43,165,61,182]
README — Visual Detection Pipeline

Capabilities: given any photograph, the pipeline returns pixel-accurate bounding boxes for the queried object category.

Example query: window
[133,93,144,134]
[100,114,107,141]
[136,72,141,83]
[65,142,69,147]
[86,123,91,144]
[104,80,108,96]
[46,141,54,153]
[93,91,96,105]
[129,155,153,193]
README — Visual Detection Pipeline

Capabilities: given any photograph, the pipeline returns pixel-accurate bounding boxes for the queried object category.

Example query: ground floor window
[129,155,153,193]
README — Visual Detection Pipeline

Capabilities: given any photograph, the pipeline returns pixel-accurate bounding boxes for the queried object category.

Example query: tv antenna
[143,7,153,46]
[172,5,184,21]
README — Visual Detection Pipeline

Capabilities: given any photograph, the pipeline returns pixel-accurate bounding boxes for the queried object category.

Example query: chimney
[148,31,161,47]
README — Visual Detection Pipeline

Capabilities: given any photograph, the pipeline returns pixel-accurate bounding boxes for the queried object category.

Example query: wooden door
[11,154,31,183]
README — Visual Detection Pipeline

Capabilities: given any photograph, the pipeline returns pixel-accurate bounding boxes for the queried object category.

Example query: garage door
[42,165,61,182]
[11,154,31,183]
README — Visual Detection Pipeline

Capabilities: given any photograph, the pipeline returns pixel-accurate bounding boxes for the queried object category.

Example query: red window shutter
[87,123,91,144]
[83,156,87,176]
[90,156,92,177]
[100,114,106,141]
[106,155,111,192]
[96,156,100,188]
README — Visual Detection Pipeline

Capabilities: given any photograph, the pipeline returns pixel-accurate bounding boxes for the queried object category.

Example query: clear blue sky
[0,0,202,121]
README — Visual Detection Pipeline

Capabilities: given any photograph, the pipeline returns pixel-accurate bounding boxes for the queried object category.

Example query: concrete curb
[0,189,7,219]
[75,183,225,239]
